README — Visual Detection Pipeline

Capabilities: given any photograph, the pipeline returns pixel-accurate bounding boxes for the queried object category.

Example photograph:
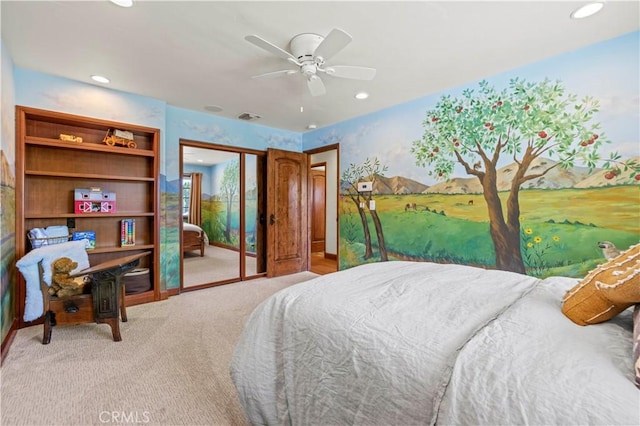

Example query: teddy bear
[49,257,86,297]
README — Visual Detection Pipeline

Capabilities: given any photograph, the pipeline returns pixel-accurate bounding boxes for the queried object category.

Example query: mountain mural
[162,176,181,194]
[168,156,638,198]
[422,157,637,194]
[344,157,638,196]
[370,175,429,195]
[575,157,640,188]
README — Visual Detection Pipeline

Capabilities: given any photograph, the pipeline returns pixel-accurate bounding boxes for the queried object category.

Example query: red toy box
[74,188,116,214]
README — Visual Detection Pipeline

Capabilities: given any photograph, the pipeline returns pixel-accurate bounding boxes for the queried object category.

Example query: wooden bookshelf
[15,106,162,326]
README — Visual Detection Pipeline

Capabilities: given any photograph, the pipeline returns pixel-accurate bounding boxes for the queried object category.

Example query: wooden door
[266,148,308,277]
[310,167,326,253]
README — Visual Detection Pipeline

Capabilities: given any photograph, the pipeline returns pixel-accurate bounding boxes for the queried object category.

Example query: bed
[230,260,639,425]
[183,223,206,256]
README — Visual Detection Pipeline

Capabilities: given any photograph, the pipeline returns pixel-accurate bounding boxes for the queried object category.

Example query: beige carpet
[183,246,258,288]
[0,271,318,426]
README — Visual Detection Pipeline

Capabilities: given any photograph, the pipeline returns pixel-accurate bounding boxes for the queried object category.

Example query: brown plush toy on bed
[49,257,85,298]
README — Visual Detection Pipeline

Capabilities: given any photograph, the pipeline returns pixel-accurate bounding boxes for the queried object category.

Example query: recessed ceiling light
[355,92,369,100]
[307,124,317,130]
[91,75,110,84]
[204,105,223,113]
[109,0,134,7]
[570,2,604,19]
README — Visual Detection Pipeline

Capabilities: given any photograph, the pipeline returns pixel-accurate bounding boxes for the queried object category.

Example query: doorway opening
[306,144,339,275]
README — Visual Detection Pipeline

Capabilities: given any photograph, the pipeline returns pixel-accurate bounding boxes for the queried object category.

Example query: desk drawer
[48,294,94,325]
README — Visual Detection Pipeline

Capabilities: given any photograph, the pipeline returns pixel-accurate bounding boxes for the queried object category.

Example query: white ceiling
[2,1,638,133]
[182,145,238,166]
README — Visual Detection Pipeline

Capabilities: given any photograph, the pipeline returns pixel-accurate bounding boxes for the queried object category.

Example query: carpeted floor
[183,246,258,288]
[0,271,318,426]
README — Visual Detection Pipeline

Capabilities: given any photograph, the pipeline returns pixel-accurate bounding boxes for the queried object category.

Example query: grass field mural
[340,186,639,277]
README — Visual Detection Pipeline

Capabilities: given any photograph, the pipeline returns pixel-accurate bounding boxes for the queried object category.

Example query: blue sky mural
[165,105,301,183]
[14,68,166,130]
[304,31,639,185]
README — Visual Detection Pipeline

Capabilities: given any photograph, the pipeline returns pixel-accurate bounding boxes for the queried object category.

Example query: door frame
[304,143,340,267]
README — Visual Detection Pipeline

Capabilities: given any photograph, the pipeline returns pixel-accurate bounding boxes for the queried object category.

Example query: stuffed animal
[49,257,86,297]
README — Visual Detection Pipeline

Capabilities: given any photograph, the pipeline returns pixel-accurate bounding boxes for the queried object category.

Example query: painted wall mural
[304,31,640,278]
[1,39,17,343]
[185,157,259,254]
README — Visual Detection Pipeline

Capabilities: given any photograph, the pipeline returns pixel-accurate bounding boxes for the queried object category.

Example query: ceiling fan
[245,28,376,97]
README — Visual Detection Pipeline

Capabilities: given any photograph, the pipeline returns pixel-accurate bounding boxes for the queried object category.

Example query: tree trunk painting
[411,78,634,274]
[342,158,389,261]
[221,159,239,245]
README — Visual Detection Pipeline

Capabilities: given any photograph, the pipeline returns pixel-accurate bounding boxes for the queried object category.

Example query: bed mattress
[231,261,639,425]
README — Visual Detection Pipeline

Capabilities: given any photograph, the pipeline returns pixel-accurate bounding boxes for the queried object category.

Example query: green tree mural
[342,158,389,261]
[220,159,239,244]
[342,164,374,259]
[411,78,637,274]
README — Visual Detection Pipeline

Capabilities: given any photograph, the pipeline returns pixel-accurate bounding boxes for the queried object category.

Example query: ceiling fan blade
[313,28,352,61]
[307,75,326,97]
[324,65,376,80]
[245,35,297,62]
[251,69,298,79]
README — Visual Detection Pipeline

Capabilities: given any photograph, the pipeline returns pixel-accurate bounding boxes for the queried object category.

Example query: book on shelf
[72,231,96,250]
[120,219,136,247]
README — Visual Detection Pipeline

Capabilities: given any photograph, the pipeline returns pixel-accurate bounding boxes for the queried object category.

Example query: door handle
[269,214,276,225]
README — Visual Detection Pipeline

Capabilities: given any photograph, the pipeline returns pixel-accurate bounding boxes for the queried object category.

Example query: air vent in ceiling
[238,112,261,121]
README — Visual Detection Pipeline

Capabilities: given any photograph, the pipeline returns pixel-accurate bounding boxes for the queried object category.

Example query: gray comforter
[230,261,639,425]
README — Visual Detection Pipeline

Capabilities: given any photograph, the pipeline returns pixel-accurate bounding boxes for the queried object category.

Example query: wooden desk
[41,252,150,344]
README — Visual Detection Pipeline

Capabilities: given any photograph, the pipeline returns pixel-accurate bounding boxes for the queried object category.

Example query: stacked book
[121,219,136,247]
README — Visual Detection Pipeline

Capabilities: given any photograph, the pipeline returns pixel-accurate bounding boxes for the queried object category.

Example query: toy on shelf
[103,129,136,149]
[74,188,117,214]
[59,133,83,143]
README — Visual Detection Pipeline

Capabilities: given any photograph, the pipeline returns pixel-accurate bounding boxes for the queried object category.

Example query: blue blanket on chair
[16,240,90,322]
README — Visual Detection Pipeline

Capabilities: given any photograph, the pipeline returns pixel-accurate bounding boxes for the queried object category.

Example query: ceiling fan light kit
[246,28,376,96]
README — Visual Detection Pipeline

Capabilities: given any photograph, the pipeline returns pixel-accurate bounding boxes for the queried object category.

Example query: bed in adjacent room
[183,223,206,257]
[231,246,639,425]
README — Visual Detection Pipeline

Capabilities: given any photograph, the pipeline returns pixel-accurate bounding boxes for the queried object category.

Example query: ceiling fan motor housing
[289,33,324,62]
